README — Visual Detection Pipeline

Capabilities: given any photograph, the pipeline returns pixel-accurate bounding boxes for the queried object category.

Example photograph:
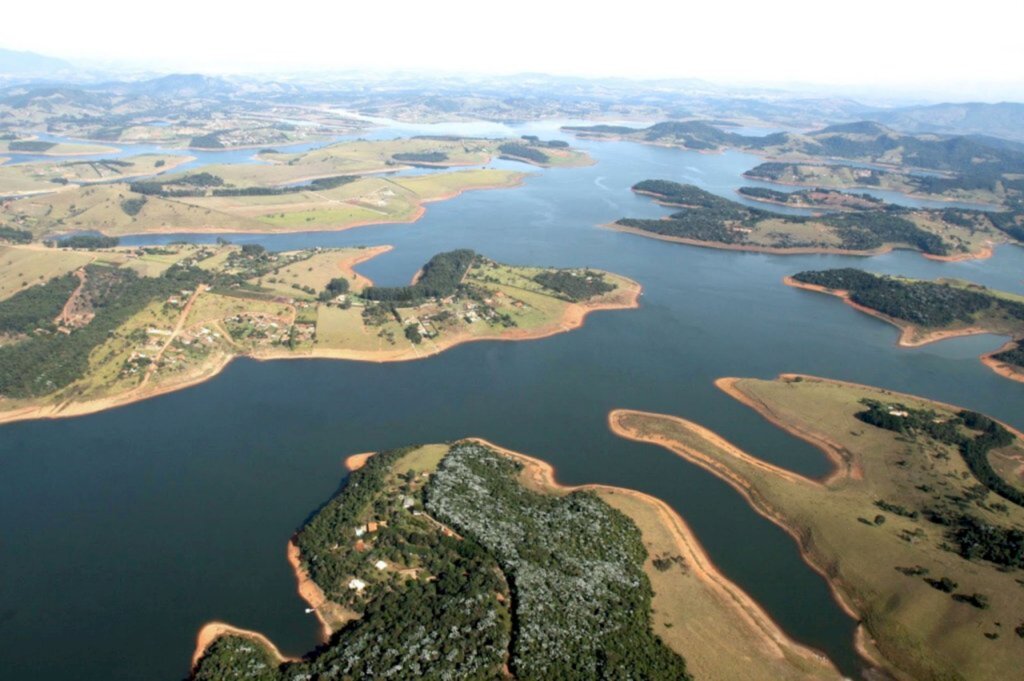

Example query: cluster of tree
[129,172,224,197]
[234,444,513,679]
[188,132,224,149]
[791,269,1024,328]
[120,196,146,217]
[992,341,1024,369]
[363,249,476,303]
[8,140,55,152]
[498,142,550,164]
[424,443,690,680]
[0,264,210,398]
[391,151,449,163]
[856,399,1023,508]
[520,135,569,148]
[56,234,120,249]
[209,175,356,197]
[533,269,615,301]
[317,277,350,302]
[923,509,1023,570]
[0,272,79,334]
[0,225,32,243]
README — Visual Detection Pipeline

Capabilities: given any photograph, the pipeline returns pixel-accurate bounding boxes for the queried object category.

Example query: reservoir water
[2,122,1023,680]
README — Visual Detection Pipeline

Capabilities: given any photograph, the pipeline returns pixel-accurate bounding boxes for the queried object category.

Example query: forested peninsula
[787,268,1024,382]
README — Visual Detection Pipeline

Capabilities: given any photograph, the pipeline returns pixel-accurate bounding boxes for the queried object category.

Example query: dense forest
[362,249,477,303]
[0,264,209,398]
[195,442,688,680]
[425,443,689,680]
[0,272,79,334]
[621,181,954,255]
[791,269,1024,328]
[533,270,615,301]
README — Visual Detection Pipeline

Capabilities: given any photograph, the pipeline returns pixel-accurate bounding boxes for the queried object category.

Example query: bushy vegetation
[0,225,33,243]
[992,341,1024,369]
[210,175,356,197]
[8,140,55,152]
[0,272,79,334]
[120,196,147,217]
[856,400,1022,508]
[391,151,449,163]
[0,264,209,398]
[363,249,476,303]
[533,270,615,301]
[57,234,120,249]
[130,172,224,197]
[425,443,690,680]
[791,269,1024,328]
[498,142,550,164]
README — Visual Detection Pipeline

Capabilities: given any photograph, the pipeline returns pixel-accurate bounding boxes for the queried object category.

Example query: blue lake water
[2,121,1023,680]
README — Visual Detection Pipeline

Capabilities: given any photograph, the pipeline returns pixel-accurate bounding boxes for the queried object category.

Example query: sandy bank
[607,407,870,664]
[191,622,297,669]
[981,341,1024,384]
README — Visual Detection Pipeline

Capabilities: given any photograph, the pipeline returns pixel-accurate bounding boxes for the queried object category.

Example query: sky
[2,0,1023,99]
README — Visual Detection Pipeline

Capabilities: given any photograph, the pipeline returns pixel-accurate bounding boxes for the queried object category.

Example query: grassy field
[0,245,97,300]
[3,168,525,237]
[0,153,186,195]
[596,488,839,680]
[250,248,374,300]
[0,139,118,156]
[611,375,1024,681]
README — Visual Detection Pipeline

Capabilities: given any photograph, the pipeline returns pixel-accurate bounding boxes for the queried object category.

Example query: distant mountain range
[870,102,1024,142]
[0,48,73,77]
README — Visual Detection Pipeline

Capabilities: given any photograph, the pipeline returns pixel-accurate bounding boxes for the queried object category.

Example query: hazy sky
[2,0,1022,98]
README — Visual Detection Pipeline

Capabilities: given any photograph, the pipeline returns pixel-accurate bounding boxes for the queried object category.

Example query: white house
[348,578,367,592]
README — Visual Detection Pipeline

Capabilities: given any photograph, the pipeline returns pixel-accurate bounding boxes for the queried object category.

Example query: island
[564,120,1024,210]
[0,243,639,424]
[614,180,1015,259]
[0,137,591,238]
[611,374,1024,681]
[786,268,1024,383]
[190,439,839,680]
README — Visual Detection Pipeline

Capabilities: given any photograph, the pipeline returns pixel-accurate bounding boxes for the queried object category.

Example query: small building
[348,578,367,592]
[888,409,909,417]
[374,560,388,571]
[354,524,367,537]
[366,521,379,533]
